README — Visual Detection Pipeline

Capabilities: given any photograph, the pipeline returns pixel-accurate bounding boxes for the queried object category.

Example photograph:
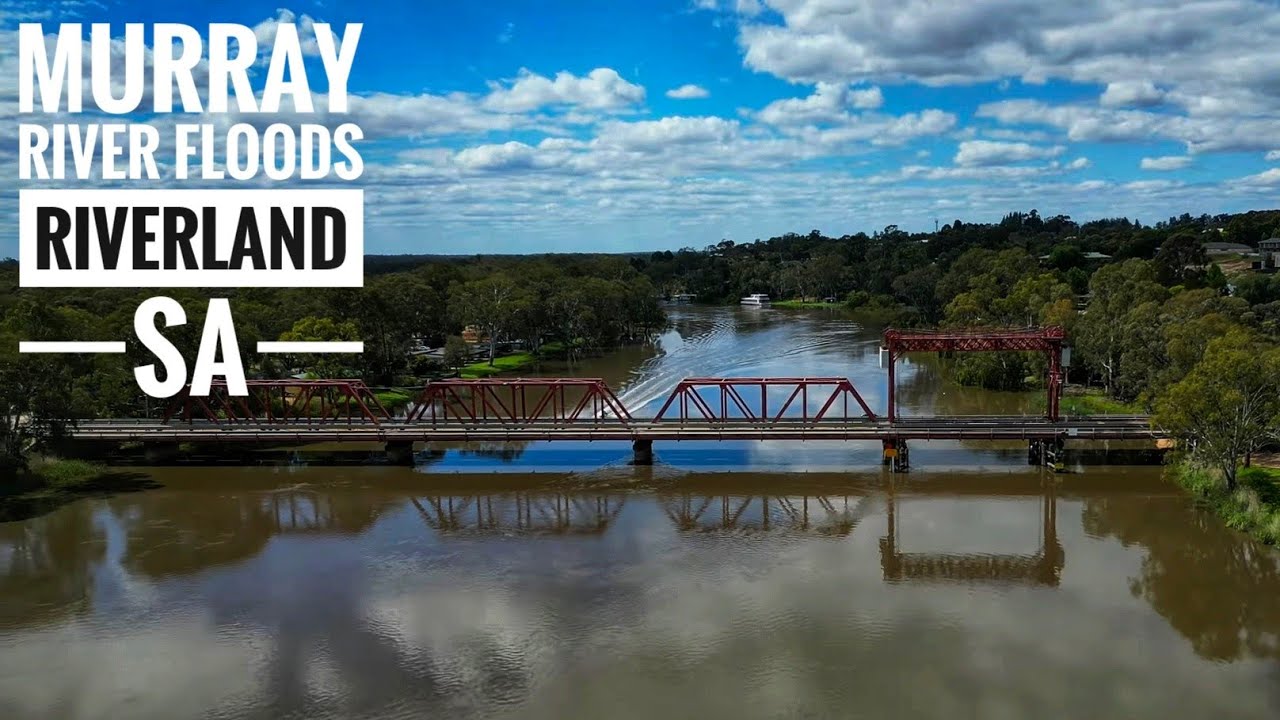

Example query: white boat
[740,293,771,306]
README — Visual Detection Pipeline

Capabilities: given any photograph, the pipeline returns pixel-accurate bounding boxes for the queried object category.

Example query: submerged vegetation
[0,459,156,522]
[1172,461,1280,545]
[1036,390,1142,416]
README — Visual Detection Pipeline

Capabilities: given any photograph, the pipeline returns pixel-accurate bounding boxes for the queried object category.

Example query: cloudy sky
[4,0,1280,255]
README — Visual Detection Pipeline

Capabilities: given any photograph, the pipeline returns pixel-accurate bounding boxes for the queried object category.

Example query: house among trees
[1201,241,1254,256]
[1259,238,1280,269]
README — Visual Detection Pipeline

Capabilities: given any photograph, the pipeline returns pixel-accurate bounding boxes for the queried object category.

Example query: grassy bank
[374,389,414,412]
[1172,460,1280,544]
[773,300,841,309]
[1,459,157,522]
[460,352,538,378]
[1057,390,1143,416]
[457,341,572,379]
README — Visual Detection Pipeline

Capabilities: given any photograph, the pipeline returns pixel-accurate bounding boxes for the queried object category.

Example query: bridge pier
[385,441,416,466]
[142,441,180,463]
[882,439,909,472]
[1029,439,1066,472]
[632,439,654,465]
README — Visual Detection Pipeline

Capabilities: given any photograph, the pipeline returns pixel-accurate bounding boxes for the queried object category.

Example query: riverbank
[458,341,591,378]
[461,351,539,378]
[1,459,158,522]
[1031,389,1144,416]
[374,389,414,412]
[772,300,841,309]
[1171,460,1280,544]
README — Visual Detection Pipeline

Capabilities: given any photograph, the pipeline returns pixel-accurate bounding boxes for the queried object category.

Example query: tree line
[6,206,1280,488]
[635,208,1280,494]
[0,255,666,470]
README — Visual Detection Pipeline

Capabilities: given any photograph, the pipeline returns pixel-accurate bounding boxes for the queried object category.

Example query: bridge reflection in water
[661,494,874,536]
[881,480,1063,586]
[410,493,626,535]
[398,474,1065,586]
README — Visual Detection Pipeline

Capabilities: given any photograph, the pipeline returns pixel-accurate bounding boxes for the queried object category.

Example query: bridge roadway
[68,415,1160,444]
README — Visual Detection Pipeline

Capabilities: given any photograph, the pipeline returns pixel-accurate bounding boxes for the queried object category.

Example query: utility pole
[934,218,939,233]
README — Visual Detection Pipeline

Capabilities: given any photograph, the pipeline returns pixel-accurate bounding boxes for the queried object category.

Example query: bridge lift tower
[880,326,1070,471]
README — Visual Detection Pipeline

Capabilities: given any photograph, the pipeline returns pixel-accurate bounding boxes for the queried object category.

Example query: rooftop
[1202,242,1253,254]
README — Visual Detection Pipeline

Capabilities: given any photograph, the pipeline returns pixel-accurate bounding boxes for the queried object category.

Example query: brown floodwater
[2,307,1278,719]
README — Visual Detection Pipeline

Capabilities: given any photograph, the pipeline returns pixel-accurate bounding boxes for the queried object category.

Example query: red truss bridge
[66,327,1162,470]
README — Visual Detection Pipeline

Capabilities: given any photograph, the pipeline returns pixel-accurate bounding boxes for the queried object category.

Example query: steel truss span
[165,379,392,424]
[69,327,1160,445]
[406,378,632,424]
[653,377,876,423]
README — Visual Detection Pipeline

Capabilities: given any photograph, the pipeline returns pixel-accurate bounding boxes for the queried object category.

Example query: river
[2,306,1278,719]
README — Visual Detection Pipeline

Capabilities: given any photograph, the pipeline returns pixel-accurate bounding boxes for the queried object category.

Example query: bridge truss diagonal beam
[651,377,877,423]
[406,378,633,425]
[164,380,391,424]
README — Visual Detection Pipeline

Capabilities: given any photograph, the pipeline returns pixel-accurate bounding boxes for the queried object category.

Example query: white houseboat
[740,293,771,306]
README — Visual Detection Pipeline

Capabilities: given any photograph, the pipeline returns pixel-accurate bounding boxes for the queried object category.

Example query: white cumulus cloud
[1099,81,1165,108]
[1140,156,1192,171]
[954,140,1065,166]
[667,84,710,99]
[735,0,1280,116]
[482,68,645,112]
[757,83,885,127]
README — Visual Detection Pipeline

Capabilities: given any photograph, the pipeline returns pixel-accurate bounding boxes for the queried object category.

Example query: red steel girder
[652,377,877,423]
[883,326,1066,353]
[164,379,392,424]
[406,378,633,425]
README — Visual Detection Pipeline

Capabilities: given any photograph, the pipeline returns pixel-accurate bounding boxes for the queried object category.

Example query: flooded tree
[1155,330,1280,490]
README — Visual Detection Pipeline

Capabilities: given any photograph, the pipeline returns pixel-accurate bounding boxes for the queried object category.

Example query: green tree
[1155,330,1280,490]
[278,316,361,379]
[331,275,434,384]
[892,265,943,320]
[442,335,470,372]
[1077,260,1167,393]
[1046,243,1084,270]
[0,302,86,470]
[1153,232,1208,285]
[448,274,529,365]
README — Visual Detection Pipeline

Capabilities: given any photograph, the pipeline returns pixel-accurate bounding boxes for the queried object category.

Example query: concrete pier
[385,441,416,466]
[882,439,909,472]
[1028,439,1066,471]
[632,439,654,465]
[142,442,181,463]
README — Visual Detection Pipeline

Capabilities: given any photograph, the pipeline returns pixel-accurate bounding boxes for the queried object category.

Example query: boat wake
[614,309,875,417]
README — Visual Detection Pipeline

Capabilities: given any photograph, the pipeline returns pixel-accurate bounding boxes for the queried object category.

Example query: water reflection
[1083,492,1280,662]
[105,488,400,580]
[0,502,105,630]
[2,471,1279,718]
[882,479,1063,586]
[411,494,624,535]
[661,494,872,536]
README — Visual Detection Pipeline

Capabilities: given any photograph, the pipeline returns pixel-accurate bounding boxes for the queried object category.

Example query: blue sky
[4,0,1280,255]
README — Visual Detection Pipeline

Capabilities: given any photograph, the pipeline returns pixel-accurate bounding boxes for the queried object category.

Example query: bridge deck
[68,416,1159,443]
